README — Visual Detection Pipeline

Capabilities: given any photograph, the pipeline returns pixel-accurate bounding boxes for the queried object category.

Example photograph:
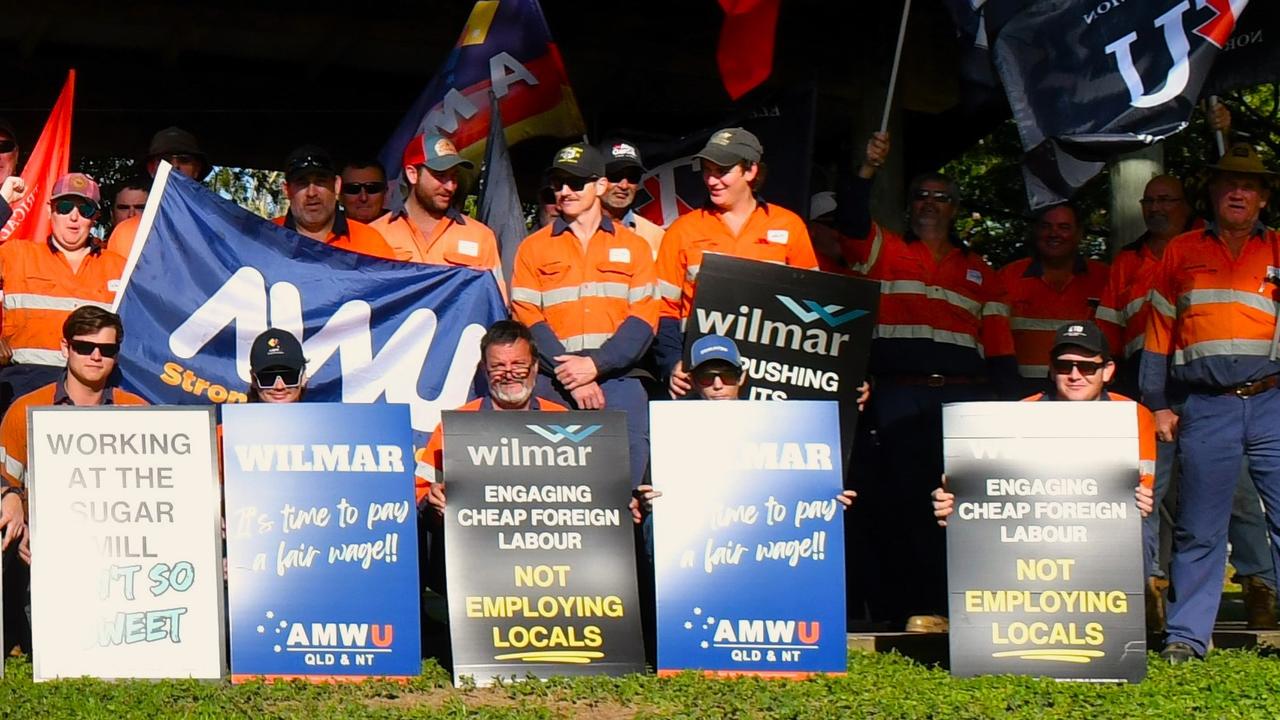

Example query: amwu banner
[943,401,1146,683]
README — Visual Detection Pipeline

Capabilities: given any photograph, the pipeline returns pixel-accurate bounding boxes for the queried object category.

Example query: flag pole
[880,0,913,132]
[1208,95,1227,158]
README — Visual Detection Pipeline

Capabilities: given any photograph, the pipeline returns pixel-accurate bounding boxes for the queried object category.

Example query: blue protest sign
[114,164,506,444]
[222,403,421,681]
[650,400,847,677]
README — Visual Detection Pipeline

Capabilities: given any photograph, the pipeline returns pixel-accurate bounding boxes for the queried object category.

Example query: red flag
[716,0,781,100]
[1,70,75,243]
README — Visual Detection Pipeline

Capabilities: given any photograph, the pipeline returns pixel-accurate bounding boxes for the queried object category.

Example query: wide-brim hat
[1209,142,1276,177]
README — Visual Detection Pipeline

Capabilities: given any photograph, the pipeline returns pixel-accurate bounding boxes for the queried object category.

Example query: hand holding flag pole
[881,0,913,132]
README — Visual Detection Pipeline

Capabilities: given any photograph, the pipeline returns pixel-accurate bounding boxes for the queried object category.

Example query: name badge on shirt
[766,230,789,244]
[457,239,479,257]
[107,279,122,293]
[1260,265,1280,293]
[609,247,631,264]
[965,268,983,285]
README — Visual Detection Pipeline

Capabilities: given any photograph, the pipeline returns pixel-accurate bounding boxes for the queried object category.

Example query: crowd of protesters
[0,97,1274,666]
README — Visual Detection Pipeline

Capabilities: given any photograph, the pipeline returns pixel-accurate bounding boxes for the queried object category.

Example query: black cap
[548,143,606,178]
[250,328,306,373]
[146,126,211,180]
[284,145,337,181]
[1050,321,1109,360]
[0,117,15,142]
[694,127,763,166]
[602,140,645,175]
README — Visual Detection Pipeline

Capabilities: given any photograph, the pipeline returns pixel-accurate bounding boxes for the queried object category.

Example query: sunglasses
[0,140,15,153]
[606,168,642,184]
[1051,359,1105,375]
[69,340,120,358]
[53,198,99,218]
[694,368,742,387]
[912,189,953,203]
[546,175,596,193]
[341,181,387,195]
[114,203,147,212]
[254,367,303,389]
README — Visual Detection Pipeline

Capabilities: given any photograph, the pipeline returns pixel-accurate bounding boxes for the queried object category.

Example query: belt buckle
[926,374,946,388]
[1235,381,1259,398]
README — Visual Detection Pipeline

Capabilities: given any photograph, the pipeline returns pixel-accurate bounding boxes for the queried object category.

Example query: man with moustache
[599,139,663,258]
[273,146,396,259]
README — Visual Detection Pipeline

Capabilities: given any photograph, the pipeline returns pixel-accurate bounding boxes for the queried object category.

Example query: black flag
[988,0,1250,209]
[1202,2,1280,96]
[477,90,528,292]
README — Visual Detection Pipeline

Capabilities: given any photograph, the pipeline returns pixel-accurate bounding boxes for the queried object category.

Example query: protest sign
[944,401,1146,683]
[223,403,421,682]
[684,254,878,461]
[651,400,846,678]
[28,406,224,680]
[442,410,644,687]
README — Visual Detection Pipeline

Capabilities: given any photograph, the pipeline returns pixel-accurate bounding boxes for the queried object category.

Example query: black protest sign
[685,254,879,460]
[943,401,1146,683]
[442,410,645,686]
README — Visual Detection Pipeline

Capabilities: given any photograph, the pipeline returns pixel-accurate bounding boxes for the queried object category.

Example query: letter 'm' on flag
[988,0,1248,209]
[378,0,584,189]
[0,70,74,243]
[113,164,507,441]
[716,0,781,100]
[477,89,528,294]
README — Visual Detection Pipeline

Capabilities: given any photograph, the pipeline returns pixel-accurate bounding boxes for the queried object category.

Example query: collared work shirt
[370,207,501,270]
[272,210,397,260]
[1000,256,1109,378]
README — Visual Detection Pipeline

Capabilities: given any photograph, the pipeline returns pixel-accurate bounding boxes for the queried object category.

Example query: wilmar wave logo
[526,424,602,443]
[775,296,868,328]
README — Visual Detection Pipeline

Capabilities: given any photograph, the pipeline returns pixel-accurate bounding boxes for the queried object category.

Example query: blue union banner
[222,403,422,681]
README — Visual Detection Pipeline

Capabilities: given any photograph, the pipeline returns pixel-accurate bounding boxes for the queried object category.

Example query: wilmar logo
[1103,0,1245,109]
[775,296,868,328]
[526,424,602,443]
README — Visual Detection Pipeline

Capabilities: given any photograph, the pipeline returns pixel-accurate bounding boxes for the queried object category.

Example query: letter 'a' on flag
[477,90,527,294]
[0,69,74,243]
[377,0,585,194]
[988,0,1248,209]
[716,0,781,100]
[112,162,507,443]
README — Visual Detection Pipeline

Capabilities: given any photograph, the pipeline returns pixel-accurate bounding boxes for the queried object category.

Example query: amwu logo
[1104,0,1242,109]
[775,296,869,328]
[526,424,602,443]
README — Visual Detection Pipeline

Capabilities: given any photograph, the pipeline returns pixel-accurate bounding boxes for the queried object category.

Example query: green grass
[2,650,1279,719]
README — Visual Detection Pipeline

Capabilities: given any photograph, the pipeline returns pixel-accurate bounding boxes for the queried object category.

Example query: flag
[113,164,507,442]
[477,90,527,293]
[630,86,816,228]
[988,0,1248,209]
[0,70,74,243]
[1202,1,1279,96]
[716,0,782,100]
[378,0,584,185]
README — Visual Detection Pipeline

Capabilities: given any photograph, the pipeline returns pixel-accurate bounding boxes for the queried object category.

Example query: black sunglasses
[1051,359,1105,375]
[0,140,15,153]
[341,181,387,195]
[546,175,596,193]
[254,367,303,389]
[694,368,743,387]
[114,203,147,212]
[912,189,953,203]
[606,168,642,184]
[69,340,120,358]
[53,198,99,218]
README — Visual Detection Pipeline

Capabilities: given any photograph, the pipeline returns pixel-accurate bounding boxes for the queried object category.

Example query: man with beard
[413,320,568,592]
[274,146,396,259]
[599,139,663,258]
[370,133,501,277]
[836,130,1016,632]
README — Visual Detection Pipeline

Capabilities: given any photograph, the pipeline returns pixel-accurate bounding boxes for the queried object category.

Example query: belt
[1208,375,1280,398]
[880,374,988,388]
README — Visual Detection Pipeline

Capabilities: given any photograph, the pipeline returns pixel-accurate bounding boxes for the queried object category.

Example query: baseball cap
[603,141,645,174]
[1050,321,1109,360]
[690,334,743,373]
[809,191,837,220]
[51,173,101,204]
[284,145,337,181]
[0,117,16,142]
[694,127,763,167]
[402,133,474,172]
[146,127,211,179]
[548,143,606,179]
[250,328,306,373]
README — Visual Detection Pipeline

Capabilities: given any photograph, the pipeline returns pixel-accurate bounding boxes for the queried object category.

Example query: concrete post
[1107,146,1164,257]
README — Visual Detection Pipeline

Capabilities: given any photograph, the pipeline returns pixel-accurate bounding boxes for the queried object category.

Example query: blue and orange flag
[379,0,584,180]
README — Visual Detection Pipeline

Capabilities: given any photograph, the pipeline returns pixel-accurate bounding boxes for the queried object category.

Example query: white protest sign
[29,406,225,680]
